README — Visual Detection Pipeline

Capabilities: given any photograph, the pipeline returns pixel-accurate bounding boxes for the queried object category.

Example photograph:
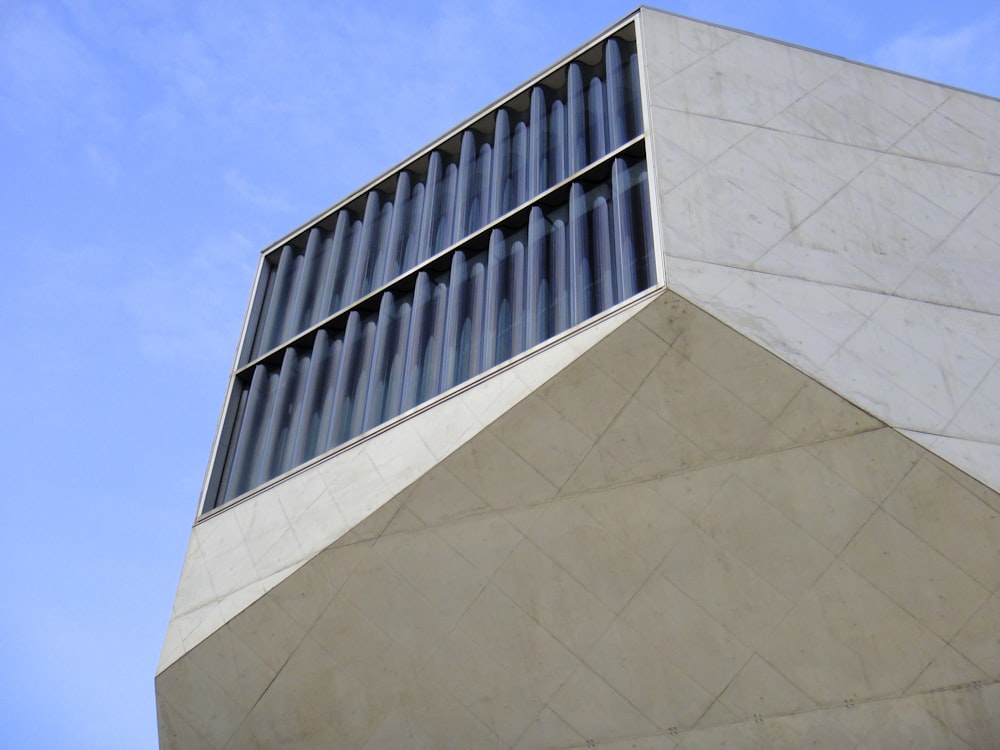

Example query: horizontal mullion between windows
[235,135,647,378]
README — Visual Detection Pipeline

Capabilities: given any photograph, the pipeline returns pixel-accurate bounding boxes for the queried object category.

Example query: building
[156,7,1000,748]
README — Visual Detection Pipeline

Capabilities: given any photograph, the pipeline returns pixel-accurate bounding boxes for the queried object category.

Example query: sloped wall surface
[158,294,648,674]
[642,8,1000,492]
[157,290,1000,748]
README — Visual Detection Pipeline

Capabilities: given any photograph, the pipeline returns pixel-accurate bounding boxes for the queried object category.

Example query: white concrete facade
[158,8,1000,749]
[641,8,1000,491]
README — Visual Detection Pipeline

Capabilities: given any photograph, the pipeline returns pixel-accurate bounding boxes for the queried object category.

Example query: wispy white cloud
[874,13,1000,94]
[0,3,120,138]
[82,143,121,187]
[4,228,255,405]
[119,230,257,369]
[224,170,296,215]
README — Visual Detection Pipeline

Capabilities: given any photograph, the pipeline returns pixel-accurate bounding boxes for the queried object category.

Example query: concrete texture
[157,291,1000,748]
[642,8,1000,492]
[159,292,655,673]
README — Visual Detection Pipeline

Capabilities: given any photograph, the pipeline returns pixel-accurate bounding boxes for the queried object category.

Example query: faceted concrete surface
[159,291,657,673]
[641,7,1000,492]
[157,291,1000,748]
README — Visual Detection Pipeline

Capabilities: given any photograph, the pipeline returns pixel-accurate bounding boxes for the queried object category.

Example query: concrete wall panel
[642,8,1000,493]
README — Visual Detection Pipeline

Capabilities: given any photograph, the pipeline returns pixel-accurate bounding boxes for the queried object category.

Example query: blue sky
[0,1,997,747]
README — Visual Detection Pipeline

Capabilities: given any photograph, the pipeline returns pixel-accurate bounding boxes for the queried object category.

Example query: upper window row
[244,33,642,363]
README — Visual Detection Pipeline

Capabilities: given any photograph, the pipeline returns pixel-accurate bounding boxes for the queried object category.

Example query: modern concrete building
[156,7,1000,748]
